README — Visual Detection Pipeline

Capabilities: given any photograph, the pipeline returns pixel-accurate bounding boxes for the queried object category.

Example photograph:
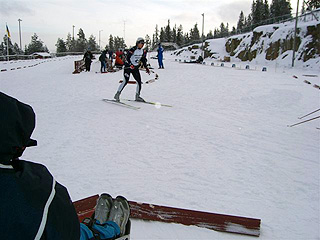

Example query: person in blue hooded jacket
[0,92,130,240]
[157,43,164,69]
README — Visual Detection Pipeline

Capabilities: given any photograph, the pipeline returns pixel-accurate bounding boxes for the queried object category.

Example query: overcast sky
[1,0,300,52]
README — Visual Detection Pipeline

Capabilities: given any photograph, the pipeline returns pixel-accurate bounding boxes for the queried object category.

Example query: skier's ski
[124,99,172,107]
[102,99,140,110]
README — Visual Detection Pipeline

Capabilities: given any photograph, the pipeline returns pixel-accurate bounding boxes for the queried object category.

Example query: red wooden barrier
[73,195,261,237]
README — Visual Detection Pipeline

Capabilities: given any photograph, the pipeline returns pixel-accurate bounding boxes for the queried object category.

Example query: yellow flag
[6,24,11,38]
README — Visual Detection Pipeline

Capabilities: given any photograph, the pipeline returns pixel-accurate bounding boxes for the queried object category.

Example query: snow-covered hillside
[1,53,319,239]
[173,10,320,71]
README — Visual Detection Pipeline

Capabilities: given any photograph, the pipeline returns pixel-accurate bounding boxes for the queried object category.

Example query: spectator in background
[99,50,107,73]
[115,49,124,69]
[83,50,93,72]
[157,43,164,69]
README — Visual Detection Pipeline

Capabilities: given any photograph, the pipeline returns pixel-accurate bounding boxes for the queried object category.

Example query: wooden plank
[128,201,260,237]
[73,194,99,222]
[73,195,261,237]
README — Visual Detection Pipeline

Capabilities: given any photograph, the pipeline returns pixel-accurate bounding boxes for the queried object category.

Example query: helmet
[136,37,145,45]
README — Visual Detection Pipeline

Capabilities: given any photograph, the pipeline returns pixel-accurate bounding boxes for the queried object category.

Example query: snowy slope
[1,54,319,239]
[173,11,320,71]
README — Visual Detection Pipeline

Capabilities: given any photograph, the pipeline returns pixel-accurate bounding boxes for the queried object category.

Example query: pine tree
[0,41,5,56]
[226,23,230,37]
[263,0,270,22]
[190,23,200,41]
[75,28,87,52]
[87,35,98,51]
[113,36,126,50]
[108,35,114,51]
[25,33,47,54]
[2,35,15,55]
[172,24,177,43]
[237,11,245,32]
[176,25,184,46]
[159,27,165,42]
[220,23,227,37]
[244,14,253,30]
[252,0,265,26]
[152,25,159,48]
[213,28,220,38]
[184,33,190,44]
[66,33,76,52]
[231,26,237,35]
[270,0,292,22]
[207,30,213,39]
[165,20,172,42]
[56,38,67,53]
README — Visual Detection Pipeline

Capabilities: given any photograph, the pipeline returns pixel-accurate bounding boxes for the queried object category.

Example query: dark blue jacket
[0,160,80,240]
[157,46,164,59]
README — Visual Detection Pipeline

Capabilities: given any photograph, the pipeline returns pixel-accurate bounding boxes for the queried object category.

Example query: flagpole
[6,23,9,61]
[6,36,9,61]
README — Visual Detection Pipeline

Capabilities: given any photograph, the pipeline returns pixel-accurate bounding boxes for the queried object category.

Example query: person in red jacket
[115,49,124,69]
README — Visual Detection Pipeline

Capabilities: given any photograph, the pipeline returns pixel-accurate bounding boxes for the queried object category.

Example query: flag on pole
[6,24,11,38]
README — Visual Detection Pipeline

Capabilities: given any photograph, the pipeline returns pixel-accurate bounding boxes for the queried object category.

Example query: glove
[130,65,135,70]
[146,67,150,74]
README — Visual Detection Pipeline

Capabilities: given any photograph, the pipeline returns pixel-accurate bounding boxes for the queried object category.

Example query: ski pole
[119,78,157,84]
[298,108,320,119]
[287,115,320,127]
[124,67,158,76]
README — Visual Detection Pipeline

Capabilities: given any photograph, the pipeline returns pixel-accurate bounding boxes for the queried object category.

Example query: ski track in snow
[1,54,319,239]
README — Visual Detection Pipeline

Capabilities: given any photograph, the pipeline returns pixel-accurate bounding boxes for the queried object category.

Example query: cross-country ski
[123,99,172,107]
[102,99,140,110]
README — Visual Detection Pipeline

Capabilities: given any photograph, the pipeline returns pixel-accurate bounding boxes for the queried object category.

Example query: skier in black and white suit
[114,37,150,102]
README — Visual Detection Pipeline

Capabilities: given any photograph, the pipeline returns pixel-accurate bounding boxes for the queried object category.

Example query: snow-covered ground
[1,53,319,239]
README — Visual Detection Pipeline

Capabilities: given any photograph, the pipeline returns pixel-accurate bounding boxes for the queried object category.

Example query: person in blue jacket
[99,50,107,73]
[0,92,130,240]
[157,43,164,69]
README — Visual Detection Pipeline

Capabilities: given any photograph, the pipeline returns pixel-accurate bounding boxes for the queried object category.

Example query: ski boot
[107,195,130,236]
[135,93,145,102]
[114,92,121,102]
[94,193,113,224]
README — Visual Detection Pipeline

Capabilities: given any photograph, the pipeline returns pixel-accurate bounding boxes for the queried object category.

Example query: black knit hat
[0,92,37,164]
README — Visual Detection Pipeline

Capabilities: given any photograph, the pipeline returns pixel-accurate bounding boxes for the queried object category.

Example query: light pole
[292,0,300,67]
[201,13,205,59]
[72,25,75,39]
[123,20,126,43]
[99,30,103,50]
[18,19,22,52]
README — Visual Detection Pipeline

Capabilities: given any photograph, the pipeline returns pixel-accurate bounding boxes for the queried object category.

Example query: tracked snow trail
[1,54,319,239]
